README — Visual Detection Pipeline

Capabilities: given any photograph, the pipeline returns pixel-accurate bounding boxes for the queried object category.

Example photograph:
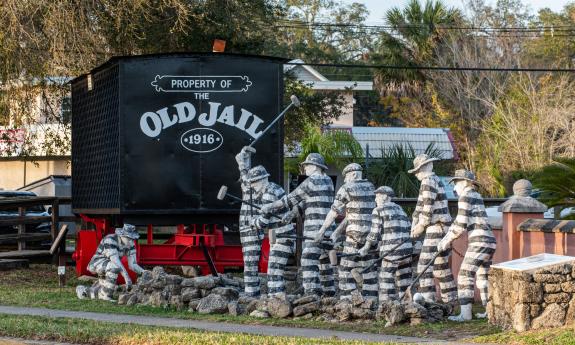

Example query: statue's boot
[448,303,472,322]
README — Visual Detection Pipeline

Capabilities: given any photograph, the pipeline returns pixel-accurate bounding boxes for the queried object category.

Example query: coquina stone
[544,293,570,304]
[512,303,531,332]
[517,282,543,303]
[533,274,567,284]
[267,297,292,318]
[193,276,222,290]
[188,299,201,312]
[544,284,562,293]
[250,310,270,318]
[293,295,318,307]
[181,288,201,302]
[530,304,542,318]
[561,281,575,293]
[531,303,566,330]
[565,296,575,322]
[210,287,239,301]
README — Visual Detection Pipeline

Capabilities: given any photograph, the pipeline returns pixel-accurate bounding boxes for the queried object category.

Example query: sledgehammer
[248,95,300,148]
[269,229,332,245]
[216,185,283,220]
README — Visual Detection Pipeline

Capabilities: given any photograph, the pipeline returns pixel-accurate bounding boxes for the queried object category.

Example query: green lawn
[0,265,500,342]
[0,314,394,345]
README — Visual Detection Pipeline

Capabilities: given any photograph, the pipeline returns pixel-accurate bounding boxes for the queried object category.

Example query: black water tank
[71,53,286,224]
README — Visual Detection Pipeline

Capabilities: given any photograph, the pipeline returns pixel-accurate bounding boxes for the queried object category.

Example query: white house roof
[350,126,457,160]
[284,60,373,91]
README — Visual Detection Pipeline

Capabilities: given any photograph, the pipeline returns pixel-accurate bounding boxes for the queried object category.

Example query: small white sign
[58,266,66,275]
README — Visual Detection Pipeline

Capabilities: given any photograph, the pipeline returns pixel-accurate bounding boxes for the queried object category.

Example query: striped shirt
[366,201,412,258]
[88,234,134,269]
[284,173,334,235]
[448,187,496,245]
[412,173,452,226]
[239,166,259,229]
[332,179,375,243]
[254,182,294,236]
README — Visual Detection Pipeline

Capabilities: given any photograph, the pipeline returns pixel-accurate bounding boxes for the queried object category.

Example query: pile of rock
[489,260,575,332]
[115,267,450,326]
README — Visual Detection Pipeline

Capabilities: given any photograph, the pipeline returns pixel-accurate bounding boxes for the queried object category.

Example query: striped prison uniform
[253,182,296,297]
[447,186,496,306]
[283,173,336,296]
[331,179,376,301]
[239,167,264,297]
[87,234,134,300]
[412,172,457,303]
[365,201,413,302]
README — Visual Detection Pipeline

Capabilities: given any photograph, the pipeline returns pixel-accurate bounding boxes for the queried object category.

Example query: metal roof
[350,127,457,160]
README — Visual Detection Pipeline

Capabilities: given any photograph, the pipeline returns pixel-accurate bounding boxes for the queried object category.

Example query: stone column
[498,180,547,261]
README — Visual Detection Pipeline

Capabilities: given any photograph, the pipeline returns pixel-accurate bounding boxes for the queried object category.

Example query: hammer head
[328,250,338,266]
[268,230,276,245]
[217,185,228,200]
[290,95,301,107]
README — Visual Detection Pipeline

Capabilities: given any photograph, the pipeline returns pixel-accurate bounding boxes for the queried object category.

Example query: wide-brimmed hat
[375,186,395,197]
[449,169,479,185]
[342,163,362,175]
[408,154,440,174]
[300,153,328,170]
[115,224,140,240]
[246,165,270,183]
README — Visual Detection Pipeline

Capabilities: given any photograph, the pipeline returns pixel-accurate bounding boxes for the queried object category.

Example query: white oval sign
[180,128,224,153]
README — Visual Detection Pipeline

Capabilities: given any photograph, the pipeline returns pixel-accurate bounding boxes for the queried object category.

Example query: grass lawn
[0,314,393,345]
[0,265,500,342]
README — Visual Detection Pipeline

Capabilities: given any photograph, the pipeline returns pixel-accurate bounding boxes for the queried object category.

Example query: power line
[286,61,575,73]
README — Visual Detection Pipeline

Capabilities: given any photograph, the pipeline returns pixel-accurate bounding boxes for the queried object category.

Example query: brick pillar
[499,180,548,261]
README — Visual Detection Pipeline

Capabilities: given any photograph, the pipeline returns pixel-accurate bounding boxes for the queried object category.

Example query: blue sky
[342,0,573,23]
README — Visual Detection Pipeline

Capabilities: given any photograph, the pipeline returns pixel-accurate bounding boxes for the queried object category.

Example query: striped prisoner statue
[365,200,412,301]
[332,179,376,301]
[253,182,296,297]
[413,172,458,303]
[446,186,496,307]
[284,173,336,296]
[87,234,135,300]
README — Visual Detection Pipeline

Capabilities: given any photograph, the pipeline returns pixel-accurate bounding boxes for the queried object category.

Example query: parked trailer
[71,53,286,278]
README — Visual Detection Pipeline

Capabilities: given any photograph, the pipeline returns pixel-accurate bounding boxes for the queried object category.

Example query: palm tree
[372,0,462,97]
[532,158,575,219]
[366,143,445,197]
[285,123,364,175]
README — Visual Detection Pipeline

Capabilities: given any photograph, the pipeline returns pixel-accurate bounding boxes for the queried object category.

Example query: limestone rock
[321,297,338,307]
[267,297,293,318]
[181,266,200,277]
[377,301,406,326]
[561,281,575,293]
[193,275,222,290]
[181,288,201,302]
[517,282,543,303]
[152,266,167,280]
[221,276,242,288]
[293,295,318,307]
[117,293,131,305]
[350,291,364,306]
[181,278,195,287]
[188,299,201,312]
[245,299,259,315]
[228,302,245,316]
[544,284,562,293]
[211,287,240,301]
[512,303,531,332]
[170,295,184,310]
[165,274,183,286]
[533,274,567,284]
[530,304,542,318]
[531,303,566,330]
[197,294,229,314]
[293,301,320,317]
[250,310,270,318]
[565,296,575,322]
[544,292,570,304]
[538,264,572,275]
[351,308,374,320]
[126,293,141,306]
[238,296,257,305]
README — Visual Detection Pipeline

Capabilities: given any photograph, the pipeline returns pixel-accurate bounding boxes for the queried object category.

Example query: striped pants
[267,239,295,297]
[416,224,457,303]
[89,260,121,300]
[339,241,378,301]
[458,244,495,306]
[240,226,263,297]
[379,257,412,301]
[301,238,336,296]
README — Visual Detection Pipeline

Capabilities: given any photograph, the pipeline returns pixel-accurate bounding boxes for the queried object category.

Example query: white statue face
[415,163,433,181]
[375,193,389,207]
[251,178,268,194]
[454,180,467,196]
[344,170,362,183]
[303,164,320,176]
[119,235,132,246]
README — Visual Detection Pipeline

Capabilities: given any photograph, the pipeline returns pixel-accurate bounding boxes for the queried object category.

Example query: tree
[532,158,575,219]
